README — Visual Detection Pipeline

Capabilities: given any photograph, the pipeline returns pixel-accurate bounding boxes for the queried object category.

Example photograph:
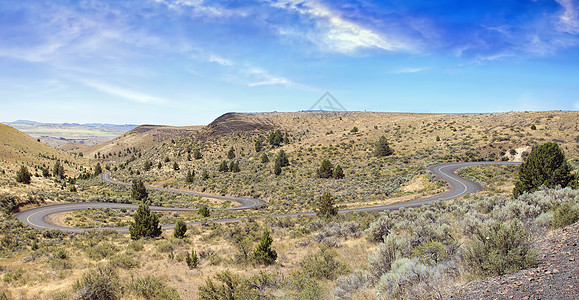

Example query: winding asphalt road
[15,161,521,233]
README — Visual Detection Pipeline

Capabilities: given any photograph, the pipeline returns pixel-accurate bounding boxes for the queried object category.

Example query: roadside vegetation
[1,111,578,299]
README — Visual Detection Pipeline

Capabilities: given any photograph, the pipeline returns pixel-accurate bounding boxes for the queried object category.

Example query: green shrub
[464,219,538,276]
[73,265,120,300]
[315,192,338,218]
[173,219,187,239]
[186,250,199,269]
[86,243,118,260]
[126,275,181,300]
[199,205,210,218]
[128,239,144,252]
[552,202,579,228]
[411,241,449,265]
[299,247,348,280]
[109,253,139,269]
[15,165,31,184]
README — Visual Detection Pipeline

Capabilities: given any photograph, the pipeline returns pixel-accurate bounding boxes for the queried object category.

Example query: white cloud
[155,0,247,18]
[392,67,431,74]
[555,0,579,34]
[82,80,167,105]
[267,0,411,53]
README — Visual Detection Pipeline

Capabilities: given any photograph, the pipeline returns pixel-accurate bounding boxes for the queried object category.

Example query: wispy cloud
[82,80,167,105]
[267,0,412,53]
[154,0,247,18]
[392,67,431,74]
[556,0,579,34]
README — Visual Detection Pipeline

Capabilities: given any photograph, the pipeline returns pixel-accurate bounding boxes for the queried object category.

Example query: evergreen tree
[261,153,269,163]
[129,203,161,240]
[273,161,282,176]
[275,150,289,167]
[157,162,162,169]
[185,170,195,183]
[513,142,574,198]
[174,219,187,239]
[187,153,192,161]
[227,146,236,159]
[201,170,210,180]
[268,129,284,147]
[15,165,31,184]
[252,228,277,265]
[317,159,334,178]
[316,192,338,218]
[255,140,262,152]
[93,163,103,177]
[53,160,65,179]
[193,149,203,159]
[374,135,394,157]
[219,161,229,172]
[131,179,148,202]
[186,249,199,269]
[143,161,152,171]
[333,164,345,179]
[173,161,180,171]
[230,161,240,173]
[199,205,210,217]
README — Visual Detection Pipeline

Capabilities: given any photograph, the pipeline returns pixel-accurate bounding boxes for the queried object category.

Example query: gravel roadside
[446,222,579,299]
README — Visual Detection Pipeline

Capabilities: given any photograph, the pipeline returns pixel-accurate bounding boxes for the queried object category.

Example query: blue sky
[1,0,578,125]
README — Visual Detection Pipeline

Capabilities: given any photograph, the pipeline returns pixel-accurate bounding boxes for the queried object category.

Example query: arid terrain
[0,111,578,299]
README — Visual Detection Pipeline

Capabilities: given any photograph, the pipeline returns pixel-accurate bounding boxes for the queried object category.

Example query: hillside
[3,121,137,148]
[0,123,95,197]
[0,111,578,300]
[71,124,203,162]
[103,111,578,215]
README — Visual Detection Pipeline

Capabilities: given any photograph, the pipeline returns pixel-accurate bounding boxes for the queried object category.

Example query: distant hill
[78,124,203,161]
[0,123,89,176]
[2,120,138,148]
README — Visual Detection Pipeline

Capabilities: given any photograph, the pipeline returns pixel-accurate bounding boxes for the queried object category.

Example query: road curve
[15,162,521,233]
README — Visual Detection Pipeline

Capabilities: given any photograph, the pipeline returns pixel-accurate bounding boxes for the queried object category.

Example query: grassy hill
[0,123,93,197]
[105,111,578,213]
[72,124,203,162]
[0,111,578,299]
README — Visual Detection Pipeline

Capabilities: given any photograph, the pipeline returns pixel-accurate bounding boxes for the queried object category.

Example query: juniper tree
[129,203,161,240]
[53,160,65,179]
[333,164,345,179]
[93,163,103,177]
[173,161,180,171]
[275,150,289,167]
[173,219,187,239]
[193,149,202,159]
[513,142,574,198]
[255,140,262,152]
[268,129,284,147]
[261,153,269,163]
[316,192,338,218]
[219,161,229,172]
[131,179,148,202]
[15,165,31,184]
[317,159,334,179]
[252,228,277,265]
[185,170,195,183]
[198,205,210,217]
[227,146,236,159]
[374,135,394,157]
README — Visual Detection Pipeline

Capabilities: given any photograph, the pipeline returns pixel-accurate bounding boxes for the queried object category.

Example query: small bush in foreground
[464,219,538,276]
[126,275,181,300]
[552,202,579,228]
[73,265,120,300]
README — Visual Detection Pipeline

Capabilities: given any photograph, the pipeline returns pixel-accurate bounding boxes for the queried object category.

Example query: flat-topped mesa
[202,112,276,138]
